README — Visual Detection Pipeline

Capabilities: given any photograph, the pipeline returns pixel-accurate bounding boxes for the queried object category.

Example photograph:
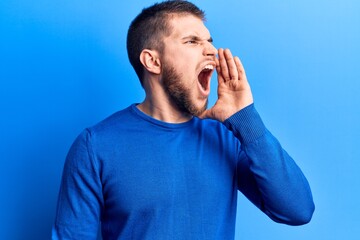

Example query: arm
[52,130,103,239]
[201,48,314,225]
[224,104,314,225]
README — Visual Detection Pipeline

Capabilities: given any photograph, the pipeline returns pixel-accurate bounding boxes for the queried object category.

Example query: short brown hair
[126,0,205,86]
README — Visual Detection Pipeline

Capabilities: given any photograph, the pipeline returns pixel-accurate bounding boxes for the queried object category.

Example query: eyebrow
[182,35,214,43]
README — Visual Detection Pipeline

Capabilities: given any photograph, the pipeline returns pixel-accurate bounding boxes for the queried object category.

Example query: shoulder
[92,105,135,129]
[87,104,143,135]
[70,105,140,149]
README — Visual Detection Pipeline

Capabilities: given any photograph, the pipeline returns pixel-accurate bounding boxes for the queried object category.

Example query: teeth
[203,64,214,70]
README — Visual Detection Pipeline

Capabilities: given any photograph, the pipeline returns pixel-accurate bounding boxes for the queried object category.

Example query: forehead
[166,14,211,39]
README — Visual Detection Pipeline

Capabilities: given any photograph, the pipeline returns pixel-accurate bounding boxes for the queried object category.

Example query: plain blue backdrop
[1,1,359,239]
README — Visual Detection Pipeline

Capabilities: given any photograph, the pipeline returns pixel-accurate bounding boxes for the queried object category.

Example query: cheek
[184,63,198,83]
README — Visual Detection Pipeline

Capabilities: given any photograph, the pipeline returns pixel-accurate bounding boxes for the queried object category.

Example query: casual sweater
[52,103,314,239]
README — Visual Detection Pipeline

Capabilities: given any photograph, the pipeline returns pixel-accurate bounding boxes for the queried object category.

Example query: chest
[97,130,238,215]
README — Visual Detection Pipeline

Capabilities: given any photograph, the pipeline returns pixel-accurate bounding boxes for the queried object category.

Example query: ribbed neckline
[130,104,196,129]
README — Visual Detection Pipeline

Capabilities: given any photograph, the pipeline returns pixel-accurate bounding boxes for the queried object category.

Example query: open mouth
[198,64,214,93]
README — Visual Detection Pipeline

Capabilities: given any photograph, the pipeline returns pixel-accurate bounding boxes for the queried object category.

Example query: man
[52,1,315,239]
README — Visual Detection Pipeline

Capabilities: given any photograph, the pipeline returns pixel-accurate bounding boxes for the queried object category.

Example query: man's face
[160,14,217,116]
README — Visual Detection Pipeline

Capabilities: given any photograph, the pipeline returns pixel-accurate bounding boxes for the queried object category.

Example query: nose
[203,42,218,57]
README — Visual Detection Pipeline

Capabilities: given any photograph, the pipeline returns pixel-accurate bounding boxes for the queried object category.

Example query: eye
[185,40,198,45]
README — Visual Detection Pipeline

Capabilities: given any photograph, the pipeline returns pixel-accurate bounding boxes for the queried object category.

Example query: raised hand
[200,48,254,122]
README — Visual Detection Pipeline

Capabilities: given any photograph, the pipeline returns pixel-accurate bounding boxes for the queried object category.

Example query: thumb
[198,108,214,120]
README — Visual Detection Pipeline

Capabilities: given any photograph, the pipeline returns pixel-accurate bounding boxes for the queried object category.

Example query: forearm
[224,104,315,225]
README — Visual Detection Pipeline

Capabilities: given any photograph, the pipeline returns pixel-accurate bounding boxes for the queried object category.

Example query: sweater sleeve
[52,129,103,239]
[223,104,315,225]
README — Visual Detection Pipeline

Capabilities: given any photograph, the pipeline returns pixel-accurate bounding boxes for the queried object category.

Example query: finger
[224,49,238,81]
[215,57,220,73]
[218,48,230,82]
[234,56,246,80]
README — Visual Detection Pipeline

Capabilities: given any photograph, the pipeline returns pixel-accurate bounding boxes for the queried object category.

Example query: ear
[139,49,161,75]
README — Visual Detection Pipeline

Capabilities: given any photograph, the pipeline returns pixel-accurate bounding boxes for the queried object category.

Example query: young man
[52,1,314,239]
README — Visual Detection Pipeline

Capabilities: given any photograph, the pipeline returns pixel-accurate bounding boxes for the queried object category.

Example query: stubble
[162,63,208,117]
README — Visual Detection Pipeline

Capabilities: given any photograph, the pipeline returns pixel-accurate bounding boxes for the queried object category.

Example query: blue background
[1,1,359,239]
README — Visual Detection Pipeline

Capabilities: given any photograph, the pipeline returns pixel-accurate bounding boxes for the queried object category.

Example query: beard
[162,63,208,116]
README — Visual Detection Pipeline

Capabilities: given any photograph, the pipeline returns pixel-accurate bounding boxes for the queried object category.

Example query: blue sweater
[52,104,314,239]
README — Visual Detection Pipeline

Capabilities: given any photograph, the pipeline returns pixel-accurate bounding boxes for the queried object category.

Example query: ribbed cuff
[223,104,267,144]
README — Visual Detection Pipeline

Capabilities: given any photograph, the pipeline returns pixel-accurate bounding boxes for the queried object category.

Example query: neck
[137,94,192,124]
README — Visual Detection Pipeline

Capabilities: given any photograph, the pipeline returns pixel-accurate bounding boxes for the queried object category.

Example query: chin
[189,99,208,117]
